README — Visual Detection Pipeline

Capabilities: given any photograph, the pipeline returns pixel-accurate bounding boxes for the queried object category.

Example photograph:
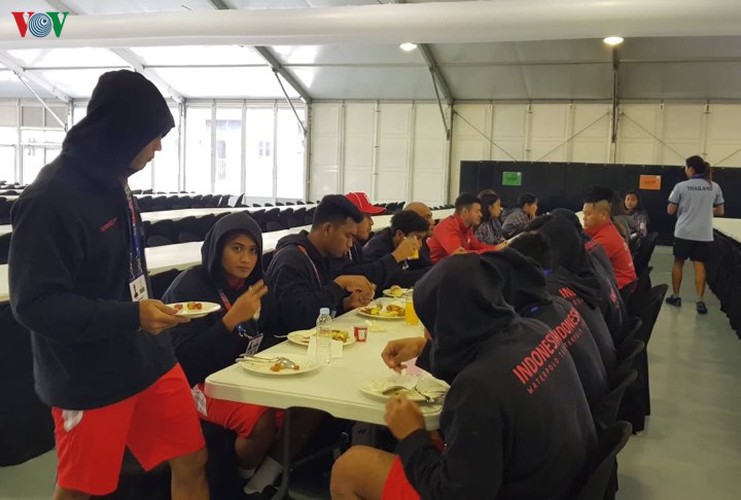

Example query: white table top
[0,208,453,303]
[713,218,741,243]
[0,195,19,201]
[205,311,443,429]
[0,225,10,236]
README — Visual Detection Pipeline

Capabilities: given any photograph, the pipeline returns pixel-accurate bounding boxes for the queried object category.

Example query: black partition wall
[460,161,741,244]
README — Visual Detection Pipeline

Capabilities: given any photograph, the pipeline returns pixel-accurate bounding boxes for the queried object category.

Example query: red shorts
[382,456,420,500]
[52,364,205,496]
[195,383,284,438]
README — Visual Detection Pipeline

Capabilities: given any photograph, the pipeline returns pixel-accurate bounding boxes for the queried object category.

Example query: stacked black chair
[149,269,182,299]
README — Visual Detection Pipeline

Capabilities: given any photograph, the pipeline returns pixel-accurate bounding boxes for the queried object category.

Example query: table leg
[271,408,292,499]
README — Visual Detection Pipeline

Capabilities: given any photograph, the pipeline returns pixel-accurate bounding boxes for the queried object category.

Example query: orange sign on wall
[639,175,662,191]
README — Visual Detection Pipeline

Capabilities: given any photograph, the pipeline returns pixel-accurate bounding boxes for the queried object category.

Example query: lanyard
[297,245,322,286]
[122,183,145,280]
[217,288,252,338]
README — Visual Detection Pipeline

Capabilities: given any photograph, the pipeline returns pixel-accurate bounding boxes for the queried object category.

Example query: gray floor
[1,246,739,499]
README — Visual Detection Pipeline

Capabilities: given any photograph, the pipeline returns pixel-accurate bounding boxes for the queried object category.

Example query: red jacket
[427,215,496,263]
[585,221,637,289]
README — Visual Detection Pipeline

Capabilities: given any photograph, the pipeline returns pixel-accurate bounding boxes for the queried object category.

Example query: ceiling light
[603,36,624,46]
[400,43,418,52]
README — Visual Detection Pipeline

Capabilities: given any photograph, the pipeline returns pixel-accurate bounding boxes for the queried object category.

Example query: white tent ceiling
[1,0,740,101]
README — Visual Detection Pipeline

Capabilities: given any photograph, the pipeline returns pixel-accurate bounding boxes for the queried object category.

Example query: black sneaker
[665,296,682,307]
[696,301,708,314]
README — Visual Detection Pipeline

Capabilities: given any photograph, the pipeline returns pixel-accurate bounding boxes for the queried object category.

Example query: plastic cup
[405,298,419,326]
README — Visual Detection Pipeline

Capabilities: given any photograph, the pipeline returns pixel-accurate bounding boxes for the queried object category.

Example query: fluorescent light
[400,43,418,52]
[603,36,624,46]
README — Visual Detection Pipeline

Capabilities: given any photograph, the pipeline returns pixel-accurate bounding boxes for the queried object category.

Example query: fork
[236,355,299,370]
[381,385,441,403]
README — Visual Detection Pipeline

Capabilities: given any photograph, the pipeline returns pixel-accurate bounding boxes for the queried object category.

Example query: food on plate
[360,303,405,318]
[388,285,405,298]
[270,362,300,372]
[173,303,184,311]
[331,329,350,343]
[186,301,203,310]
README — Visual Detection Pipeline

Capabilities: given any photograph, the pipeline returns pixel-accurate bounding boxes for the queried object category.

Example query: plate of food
[287,328,356,347]
[383,285,411,298]
[237,353,320,376]
[359,374,449,404]
[357,300,406,320]
[168,301,221,319]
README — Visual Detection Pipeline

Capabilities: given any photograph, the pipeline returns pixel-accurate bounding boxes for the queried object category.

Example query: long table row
[0,209,454,303]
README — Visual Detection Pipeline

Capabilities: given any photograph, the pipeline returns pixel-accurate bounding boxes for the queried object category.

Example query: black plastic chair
[178,232,200,243]
[593,370,638,431]
[149,269,181,300]
[196,214,217,239]
[266,221,286,232]
[146,235,174,247]
[633,232,659,274]
[149,220,180,242]
[618,316,642,352]
[575,421,633,500]
[0,233,10,265]
[614,339,645,380]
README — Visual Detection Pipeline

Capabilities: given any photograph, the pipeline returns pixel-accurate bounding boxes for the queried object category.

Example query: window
[276,107,306,200]
[213,107,242,195]
[152,105,180,192]
[184,107,212,193]
[0,146,16,183]
[244,107,274,199]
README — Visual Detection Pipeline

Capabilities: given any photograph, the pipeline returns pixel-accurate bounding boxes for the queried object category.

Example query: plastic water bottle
[316,307,332,365]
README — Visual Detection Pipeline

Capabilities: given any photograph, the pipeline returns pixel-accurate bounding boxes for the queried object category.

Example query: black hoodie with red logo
[9,71,176,410]
[397,253,596,500]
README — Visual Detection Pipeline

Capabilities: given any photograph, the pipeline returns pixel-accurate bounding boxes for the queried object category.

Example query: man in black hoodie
[480,247,608,409]
[362,210,431,288]
[331,192,420,289]
[508,229,617,375]
[266,195,375,336]
[163,213,277,478]
[9,71,208,499]
[331,254,596,500]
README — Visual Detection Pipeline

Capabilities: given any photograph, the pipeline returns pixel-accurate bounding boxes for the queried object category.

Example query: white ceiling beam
[206,0,312,104]
[0,51,70,102]
[0,0,740,48]
[46,0,184,103]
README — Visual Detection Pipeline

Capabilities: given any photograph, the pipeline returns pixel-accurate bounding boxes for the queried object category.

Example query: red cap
[345,192,385,215]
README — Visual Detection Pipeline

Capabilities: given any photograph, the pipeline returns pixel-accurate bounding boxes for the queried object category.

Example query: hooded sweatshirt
[9,70,176,410]
[360,227,430,289]
[329,238,399,288]
[397,254,596,500]
[265,230,347,336]
[539,217,625,344]
[162,213,275,387]
[480,249,608,409]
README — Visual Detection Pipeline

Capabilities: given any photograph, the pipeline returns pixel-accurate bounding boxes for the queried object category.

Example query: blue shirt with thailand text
[668,176,724,242]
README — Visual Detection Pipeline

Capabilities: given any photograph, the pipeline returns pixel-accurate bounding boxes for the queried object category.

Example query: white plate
[168,301,221,319]
[237,353,321,376]
[383,287,410,299]
[359,375,449,404]
[356,300,406,320]
[286,328,356,347]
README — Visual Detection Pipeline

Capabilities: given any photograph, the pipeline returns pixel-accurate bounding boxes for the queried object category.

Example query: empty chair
[0,233,10,265]
[196,214,217,239]
[266,221,286,232]
[277,207,295,228]
[290,207,307,228]
[166,195,184,210]
[0,198,10,224]
[614,339,645,380]
[620,284,668,432]
[575,421,632,500]
[217,195,230,208]
[201,194,215,208]
[176,216,199,237]
[149,219,180,242]
[178,232,200,243]
[149,269,181,300]
[618,316,642,350]
[189,195,204,208]
[150,196,167,212]
[285,201,295,206]
[633,265,653,297]
[593,370,637,431]
[135,196,153,212]
[147,235,174,247]
[275,202,285,206]
[633,232,659,274]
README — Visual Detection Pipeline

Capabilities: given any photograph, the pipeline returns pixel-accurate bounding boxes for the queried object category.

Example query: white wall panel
[343,102,375,193]
[705,104,741,166]
[309,103,342,200]
[412,103,448,203]
[312,101,741,204]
